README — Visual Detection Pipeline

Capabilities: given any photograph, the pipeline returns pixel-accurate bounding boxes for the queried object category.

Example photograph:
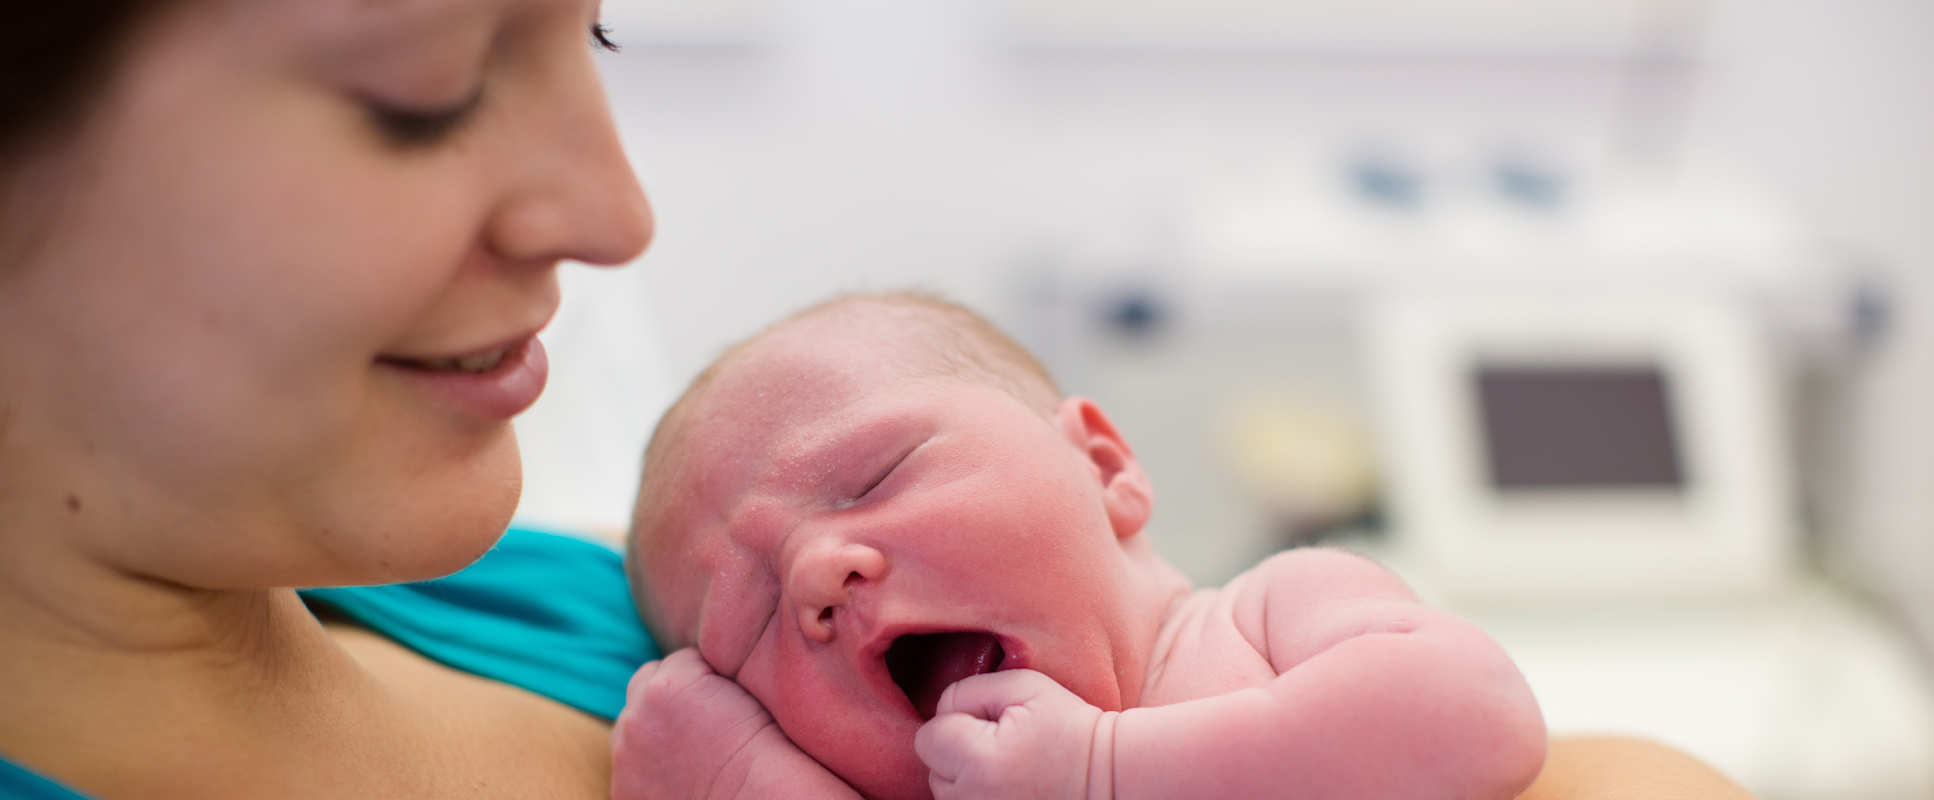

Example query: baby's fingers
[623,658,663,703]
[652,647,715,680]
[933,668,1060,721]
[623,651,686,706]
[914,711,998,784]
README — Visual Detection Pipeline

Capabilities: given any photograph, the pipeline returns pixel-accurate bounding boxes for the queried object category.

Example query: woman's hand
[612,648,863,800]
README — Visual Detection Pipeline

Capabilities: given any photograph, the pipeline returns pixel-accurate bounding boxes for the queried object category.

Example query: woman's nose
[483,57,653,269]
[787,539,887,644]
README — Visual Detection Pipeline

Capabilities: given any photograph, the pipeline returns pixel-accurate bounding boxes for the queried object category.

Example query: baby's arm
[612,648,864,800]
[1108,548,1546,798]
[914,549,1544,799]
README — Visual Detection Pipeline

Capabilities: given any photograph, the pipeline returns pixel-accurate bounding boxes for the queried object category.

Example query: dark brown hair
[1,1,172,163]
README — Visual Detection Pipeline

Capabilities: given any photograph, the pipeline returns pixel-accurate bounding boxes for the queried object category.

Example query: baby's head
[626,292,1181,799]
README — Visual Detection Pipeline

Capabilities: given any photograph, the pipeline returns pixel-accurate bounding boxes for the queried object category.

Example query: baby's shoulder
[1150,550,1397,661]
[1222,547,1413,607]
[1144,549,1417,701]
[1140,587,1280,705]
[1217,548,1416,652]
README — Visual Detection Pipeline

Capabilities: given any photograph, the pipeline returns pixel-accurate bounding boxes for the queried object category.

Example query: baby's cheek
[765,672,931,800]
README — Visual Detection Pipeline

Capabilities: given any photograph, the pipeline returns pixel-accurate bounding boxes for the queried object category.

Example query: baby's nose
[788,539,887,644]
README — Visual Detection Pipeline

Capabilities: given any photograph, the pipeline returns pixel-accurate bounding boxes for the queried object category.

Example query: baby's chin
[859,769,932,800]
[810,737,930,800]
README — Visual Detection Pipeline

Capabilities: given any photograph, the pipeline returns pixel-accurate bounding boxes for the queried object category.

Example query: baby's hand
[914,669,1115,800]
[611,648,861,800]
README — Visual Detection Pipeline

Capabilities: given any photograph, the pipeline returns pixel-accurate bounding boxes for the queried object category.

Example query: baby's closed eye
[836,437,928,508]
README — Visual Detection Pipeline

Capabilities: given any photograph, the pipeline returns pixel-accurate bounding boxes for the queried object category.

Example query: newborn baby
[616,292,1546,799]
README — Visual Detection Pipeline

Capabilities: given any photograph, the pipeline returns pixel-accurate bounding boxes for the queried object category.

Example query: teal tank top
[0,758,85,800]
[0,526,659,798]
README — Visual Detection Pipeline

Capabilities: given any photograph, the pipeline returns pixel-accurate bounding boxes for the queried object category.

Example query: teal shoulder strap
[301,526,660,721]
[0,756,90,799]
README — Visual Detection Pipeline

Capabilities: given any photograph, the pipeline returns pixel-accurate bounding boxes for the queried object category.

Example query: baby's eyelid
[853,444,919,501]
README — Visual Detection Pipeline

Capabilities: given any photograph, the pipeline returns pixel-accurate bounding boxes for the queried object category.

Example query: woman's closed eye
[365,20,618,147]
[365,88,485,147]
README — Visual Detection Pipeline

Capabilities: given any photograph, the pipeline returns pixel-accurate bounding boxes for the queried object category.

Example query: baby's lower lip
[996,637,1026,671]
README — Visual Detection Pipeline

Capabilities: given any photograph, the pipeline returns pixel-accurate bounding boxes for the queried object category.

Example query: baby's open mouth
[884,631,1004,720]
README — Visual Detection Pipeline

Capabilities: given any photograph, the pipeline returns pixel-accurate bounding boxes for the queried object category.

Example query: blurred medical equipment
[1365,290,1794,601]
[1018,152,1934,800]
[1218,386,1378,544]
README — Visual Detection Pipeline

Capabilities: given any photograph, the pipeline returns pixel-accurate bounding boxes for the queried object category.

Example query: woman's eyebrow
[308,0,503,58]
[323,0,466,39]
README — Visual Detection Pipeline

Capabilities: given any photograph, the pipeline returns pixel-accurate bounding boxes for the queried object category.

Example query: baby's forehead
[690,322,949,425]
[641,343,915,523]
[663,316,1054,491]
[756,309,950,369]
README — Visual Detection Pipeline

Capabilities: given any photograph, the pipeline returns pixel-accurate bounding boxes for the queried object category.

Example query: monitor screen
[1473,364,1685,490]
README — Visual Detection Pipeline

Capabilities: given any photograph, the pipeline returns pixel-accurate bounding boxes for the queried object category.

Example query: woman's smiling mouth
[377,335,550,420]
[403,347,515,374]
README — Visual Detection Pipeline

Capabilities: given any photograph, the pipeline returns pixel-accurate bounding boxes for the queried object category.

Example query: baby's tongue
[887,632,1003,720]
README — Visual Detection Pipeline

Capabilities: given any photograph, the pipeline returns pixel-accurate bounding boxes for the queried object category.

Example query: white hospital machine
[1360,287,1932,800]
[1023,162,1934,799]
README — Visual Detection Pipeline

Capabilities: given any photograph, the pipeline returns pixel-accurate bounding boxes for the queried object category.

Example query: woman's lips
[377,335,548,420]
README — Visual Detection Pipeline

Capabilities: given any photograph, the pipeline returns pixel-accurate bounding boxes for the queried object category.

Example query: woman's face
[0,0,651,588]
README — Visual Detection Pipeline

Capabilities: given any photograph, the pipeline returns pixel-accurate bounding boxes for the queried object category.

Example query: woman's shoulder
[302,526,660,721]
[1518,736,1757,799]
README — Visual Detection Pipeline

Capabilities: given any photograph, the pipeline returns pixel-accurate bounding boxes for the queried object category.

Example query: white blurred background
[515,1,1934,796]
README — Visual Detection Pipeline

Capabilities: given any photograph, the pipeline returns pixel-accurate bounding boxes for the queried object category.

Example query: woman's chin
[318,444,525,585]
[389,485,522,582]
[384,504,517,582]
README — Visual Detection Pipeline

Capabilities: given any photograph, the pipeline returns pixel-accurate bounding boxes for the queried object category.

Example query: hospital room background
[511,2,1934,796]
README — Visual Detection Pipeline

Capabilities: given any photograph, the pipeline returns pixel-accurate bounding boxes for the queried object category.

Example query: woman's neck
[0,520,374,788]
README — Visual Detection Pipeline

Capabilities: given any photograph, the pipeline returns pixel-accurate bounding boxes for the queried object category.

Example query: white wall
[1681,0,1934,647]
[519,0,1656,538]
[518,1,1931,643]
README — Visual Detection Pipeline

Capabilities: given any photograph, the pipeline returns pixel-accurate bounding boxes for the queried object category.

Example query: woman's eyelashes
[362,20,617,147]
[591,21,620,52]
[366,88,485,147]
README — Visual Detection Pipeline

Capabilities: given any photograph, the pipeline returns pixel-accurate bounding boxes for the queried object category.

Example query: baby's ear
[1054,397,1153,540]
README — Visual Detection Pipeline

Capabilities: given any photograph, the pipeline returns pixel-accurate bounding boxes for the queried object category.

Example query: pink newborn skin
[617,296,1546,799]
